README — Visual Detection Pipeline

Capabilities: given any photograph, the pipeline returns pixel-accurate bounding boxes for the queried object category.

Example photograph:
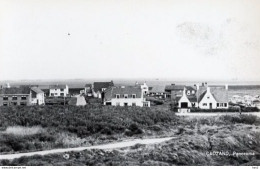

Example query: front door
[209,103,212,109]
[181,102,188,108]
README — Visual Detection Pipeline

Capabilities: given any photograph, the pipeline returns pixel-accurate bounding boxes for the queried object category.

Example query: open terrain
[0,105,260,165]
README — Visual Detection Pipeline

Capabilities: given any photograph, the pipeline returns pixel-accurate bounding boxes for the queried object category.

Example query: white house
[103,86,150,107]
[31,87,45,105]
[177,88,198,108]
[198,86,229,109]
[49,84,69,97]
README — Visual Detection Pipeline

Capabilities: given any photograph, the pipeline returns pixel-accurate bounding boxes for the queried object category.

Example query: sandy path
[0,137,174,160]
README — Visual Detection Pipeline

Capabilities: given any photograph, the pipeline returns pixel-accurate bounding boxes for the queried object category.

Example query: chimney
[207,86,210,93]
[195,83,200,90]
[225,84,228,90]
[205,82,208,87]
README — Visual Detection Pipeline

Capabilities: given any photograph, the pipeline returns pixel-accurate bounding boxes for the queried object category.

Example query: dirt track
[0,137,174,160]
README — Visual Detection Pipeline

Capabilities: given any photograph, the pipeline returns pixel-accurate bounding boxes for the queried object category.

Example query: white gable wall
[178,93,192,108]
[198,88,217,109]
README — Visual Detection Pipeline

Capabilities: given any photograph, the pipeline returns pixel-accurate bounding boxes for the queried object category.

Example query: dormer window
[187,90,190,95]
[192,90,195,94]
[3,96,8,100]
[12,96,17,100]
[132,94,136,98]
[116,94,120,99]
[101,88,106,91]
[207,96,210,99]
[124,94,128,98]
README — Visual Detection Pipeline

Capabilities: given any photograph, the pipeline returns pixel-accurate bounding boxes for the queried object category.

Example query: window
[207,96,210,99]
[21,96,27,100]
[217,103,219,107]
[143,102,149,107]
[116,94,120,99]
[132,94,136,98]
[224,103,227,107]
[124,94,128,99]
[132,103,136,106]
[60,89,64,92]
[3,96,8,100]
[60,93,64,96]
[116,102,120,106]
[12,96,17,100]
[102,88,106,91]
[187,90,190,95]
[203,103,207,106]
[3,103,8,106]
[124,103,128,106]
[192,90,195,94]
[51,93,54,96]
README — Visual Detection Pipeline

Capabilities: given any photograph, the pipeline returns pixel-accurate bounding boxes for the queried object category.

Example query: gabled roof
[31,87,44,94]
[210,87,228,103]
[93,81,114,92]
[198,87,228,103]
[104,86,142,101]
[149,86,165,93]
[0,86,31,95]
[49,84,67,89]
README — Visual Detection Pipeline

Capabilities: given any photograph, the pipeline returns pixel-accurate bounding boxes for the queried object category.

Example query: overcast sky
[0,0,259,81]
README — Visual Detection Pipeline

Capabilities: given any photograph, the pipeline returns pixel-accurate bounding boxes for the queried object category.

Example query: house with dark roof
[49,84,69,97]
[0,86,44,106]
[149,86,168,99]
[93,81,114,98]
[165,84,196,100]
[103,86,150,107]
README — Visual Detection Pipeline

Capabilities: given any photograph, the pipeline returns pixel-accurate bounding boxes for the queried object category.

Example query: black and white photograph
[0,0,260,167]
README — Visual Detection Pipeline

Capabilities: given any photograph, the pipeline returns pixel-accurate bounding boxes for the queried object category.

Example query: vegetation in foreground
[0,109,260,165]
[0,105,178,154]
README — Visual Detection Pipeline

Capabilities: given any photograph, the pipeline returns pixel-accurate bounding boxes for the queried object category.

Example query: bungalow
[93,81,114,98]
[103,86,150,107]
[0,86,45,106]
[49,84,69,97]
